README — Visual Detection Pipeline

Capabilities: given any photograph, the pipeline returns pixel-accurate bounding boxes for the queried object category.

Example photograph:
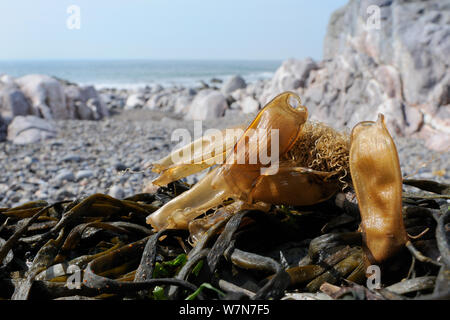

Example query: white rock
[0,74,16,86]
[125,93,145,110]
[230,88,246,101]
[15,74,69,119]
[108,185,125,199]
[7,115,57,144]
[0,183,9,194]
[185,90,228,120]
[174,94,195,114]
[145,93,168,110]
[64,84,108,120]
[229,102,241,110]
[55,169,75,182]
[260,58,317,105]
[99,93,113,105]
[240,96,260,114]
[82,86,109,119]
[75,169,94,181]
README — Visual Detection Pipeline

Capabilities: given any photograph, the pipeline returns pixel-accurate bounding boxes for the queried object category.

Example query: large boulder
[260,58,318,105]
[174,88,197,114]
[82,86,109,119]
[65,85,109,120]
[185,90,228,120]
[221,75,247,96]
[0,74,108,121]
[64,85,93,120]
[15,74,70,119]
[7,115,57,144]
[266,0,449,150]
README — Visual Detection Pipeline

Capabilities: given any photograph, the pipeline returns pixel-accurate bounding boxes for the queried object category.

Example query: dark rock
[114,162,128,172]
[0,87,32,118]
[221,75,247,95]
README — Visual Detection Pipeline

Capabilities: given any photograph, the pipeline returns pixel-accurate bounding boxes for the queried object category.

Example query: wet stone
[75,169,94,181]
[55,169,75,182]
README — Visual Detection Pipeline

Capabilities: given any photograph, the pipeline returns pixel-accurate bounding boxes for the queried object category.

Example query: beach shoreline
[0,95,448,208]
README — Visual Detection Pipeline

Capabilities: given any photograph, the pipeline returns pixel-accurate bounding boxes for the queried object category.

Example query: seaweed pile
[0,179,449,300]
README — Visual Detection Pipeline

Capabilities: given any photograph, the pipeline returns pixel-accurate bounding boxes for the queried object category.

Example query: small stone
[56,189,75,200]
[229,102,241,110]
[23,156,39,165]
[34,189,49,199]
[55,169,75,182]
[114,162,128,172]
[108,185,125,199]
[125,94,145,110]
[75,169,94,181]
[419,172,434,180]
[0,184,9,194]
[62,154,83,162]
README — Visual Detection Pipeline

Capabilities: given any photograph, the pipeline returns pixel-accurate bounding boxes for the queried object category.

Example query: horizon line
[0,58,290,62]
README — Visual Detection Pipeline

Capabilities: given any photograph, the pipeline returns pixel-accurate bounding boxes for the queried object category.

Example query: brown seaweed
[0,177,448,300]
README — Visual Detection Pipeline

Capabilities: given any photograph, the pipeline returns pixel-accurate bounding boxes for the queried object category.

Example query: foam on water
[0,60,280,89]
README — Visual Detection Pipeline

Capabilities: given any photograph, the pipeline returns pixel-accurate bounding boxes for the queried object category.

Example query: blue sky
[0,0,348,61]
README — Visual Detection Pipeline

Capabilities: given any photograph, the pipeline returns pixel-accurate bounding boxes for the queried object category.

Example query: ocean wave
[0,60,279,90]
[86,71,274,90]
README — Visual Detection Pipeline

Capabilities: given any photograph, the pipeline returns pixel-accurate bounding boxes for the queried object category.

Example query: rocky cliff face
[261,0,449,151]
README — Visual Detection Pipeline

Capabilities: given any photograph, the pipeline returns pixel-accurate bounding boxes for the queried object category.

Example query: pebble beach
[0,101,448,208]
[0,0,449,303]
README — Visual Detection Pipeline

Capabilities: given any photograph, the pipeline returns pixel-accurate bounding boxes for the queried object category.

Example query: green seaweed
[185,283,225,300]
[191,260,204,277]
[152,286,167,300]
[152,254,188,278]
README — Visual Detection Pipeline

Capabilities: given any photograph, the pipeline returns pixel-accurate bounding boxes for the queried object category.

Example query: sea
[0,60,281,90]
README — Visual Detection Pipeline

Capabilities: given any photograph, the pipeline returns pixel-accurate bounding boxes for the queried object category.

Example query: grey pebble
[55,169,75,182]
[62,154,83,162]
[0,104,447,208]
[108,185,125,199]
[23,156,39,165]
[56,189,76,200]
[114,162,128,171]
[75,169,94,180]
